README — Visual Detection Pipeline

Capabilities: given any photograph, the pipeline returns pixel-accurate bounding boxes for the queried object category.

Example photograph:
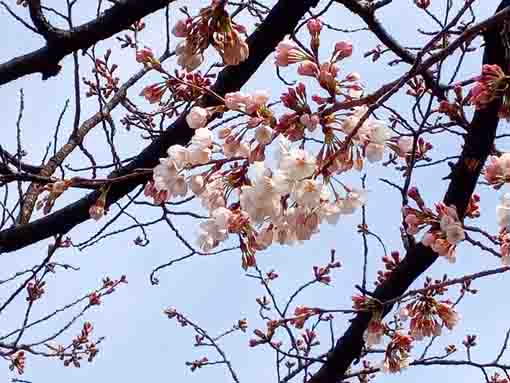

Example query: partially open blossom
[275,39,311,66]
[293,179,322,209]
[225,92,248,110]
[365,120,391,163]
[465,194,481,218]
[89,191,107,221]
[167,145,189,169]
[345,72,361,82]
[403,196,463,263]
[333,41,353,61]
[290,306,318,329]
[298,61,319,77]
[172,176,188,197]
[245,90,270,114]
[140,83,166,104]
[172,19,189,37]
[189,175,204,195]
[136,47,157,66]
[191,128,213,149]
[469,64,510,118]
[383,333,413,373]
[439,206,465,245]
[223,35,250,66]
[436,300,460,330]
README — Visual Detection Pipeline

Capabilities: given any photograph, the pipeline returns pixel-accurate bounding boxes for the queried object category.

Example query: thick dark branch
[28,0,59,39]
[0,0,172,84]
[0,0,320,253]
[308,2,510,383]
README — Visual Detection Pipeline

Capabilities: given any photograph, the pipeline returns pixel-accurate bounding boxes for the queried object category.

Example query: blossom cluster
[171,0,249,71]
[403,187,465,263]
[140,18,425,269]
[400,297,460,340]
[352,287,459,373]
[469,64,510,119]
[139,70,213,106]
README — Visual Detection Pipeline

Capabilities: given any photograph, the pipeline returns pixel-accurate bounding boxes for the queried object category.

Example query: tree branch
[0,0,320,253]
[307,2,510,383]
[335,0,446,100]
[27,0,59,39]
[0,0,174,84]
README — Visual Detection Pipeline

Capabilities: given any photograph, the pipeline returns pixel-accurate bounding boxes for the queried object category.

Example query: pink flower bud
[307,19,322,35]
[172,19,188,38]
[136,47,155,64]
[297,61,319,77]
[334,41,353,60]
[414,0,430,9]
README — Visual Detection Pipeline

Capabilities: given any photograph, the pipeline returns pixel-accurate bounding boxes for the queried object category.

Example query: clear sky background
[0,1,508,382]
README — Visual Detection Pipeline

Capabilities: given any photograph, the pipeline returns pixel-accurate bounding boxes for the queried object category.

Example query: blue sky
[0,1,508,382]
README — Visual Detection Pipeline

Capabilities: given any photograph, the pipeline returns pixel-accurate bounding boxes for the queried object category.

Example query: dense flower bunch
[376,250,402,286]
[352,283,459,373]
[140,18,426,269]
[139,69,213,106]
[172,0,249,71]
[403,187,465,263]
[469,64,510,119]
[400,296,460,340]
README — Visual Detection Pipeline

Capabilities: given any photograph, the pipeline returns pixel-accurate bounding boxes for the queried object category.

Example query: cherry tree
[0,0,510,382]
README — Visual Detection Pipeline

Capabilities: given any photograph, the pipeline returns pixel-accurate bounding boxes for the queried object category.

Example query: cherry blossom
[484,153,510,188]
[497,193,510,229]
[186,107,209,130]
[382,333,413,373]
[171,2,249,71]
[403,189,464,263]
[403,296,459,340]
[275,39,311,66]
